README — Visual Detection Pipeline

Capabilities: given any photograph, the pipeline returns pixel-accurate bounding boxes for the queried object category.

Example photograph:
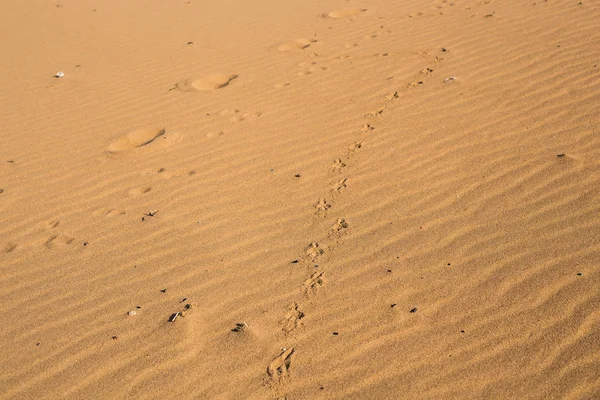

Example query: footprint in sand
[128,187,152,197]
[331,158,346,173]
[2,242,18,254]
[305,242,324,261]
[314,198,332,218]
[332,177,348,194]
[205,131,226,139]
[162,169,196,178]
[278,39,316,52]
[172,74,238,92]
[327,8,367,19]
[347,142,363,158]
[331,218,349,236]
[38,220,60,230]
[303,271,325,296]
[282,303,305,334]
[93,208,126,217]
[141,168,196,178]
[43,234,75,248]
[267,348,295,380]
[106,128,182,153]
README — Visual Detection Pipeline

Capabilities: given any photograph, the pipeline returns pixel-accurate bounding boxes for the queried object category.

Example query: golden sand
[1,0,599,398]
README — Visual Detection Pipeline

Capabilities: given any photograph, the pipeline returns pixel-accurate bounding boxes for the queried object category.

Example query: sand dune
[1,0,599,398]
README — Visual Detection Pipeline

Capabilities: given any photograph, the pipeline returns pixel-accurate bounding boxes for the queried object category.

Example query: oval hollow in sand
[107,128,167,152]
[278,39,313,52]
[175,74,238,91]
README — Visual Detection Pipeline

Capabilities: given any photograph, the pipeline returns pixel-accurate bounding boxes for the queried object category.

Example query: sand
[1,0,599,398]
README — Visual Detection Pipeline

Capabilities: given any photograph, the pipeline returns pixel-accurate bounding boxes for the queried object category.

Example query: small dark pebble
[332,332,339,335]
[112,336,118,340]
[291,260,299,264]
[141,217,145,221]
[187,41,194,45]
[391,303,397,308]
[136,306,141,309]
[387,269,392,273]
[36,342,40,346]
[410,307,418,313]
[161,289,167,293]
[180,297,187,303]
[75,64,81,67]
[314,264,319,268]
[447,263,451,266]
[184,304,192,310]
[83,241,88,246]
[320,387,325,390]
[556,153,565,157]
[7,160,14,163]
[294,174,301,178]
[0,189,3,194]
[460,330,465,333]
[441,47,448,52]
[577,272,582,276]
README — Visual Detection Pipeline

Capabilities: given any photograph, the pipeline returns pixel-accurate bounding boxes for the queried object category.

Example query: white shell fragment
[127,310,137,316]
[444,76,457,83]
[54,71,65,78]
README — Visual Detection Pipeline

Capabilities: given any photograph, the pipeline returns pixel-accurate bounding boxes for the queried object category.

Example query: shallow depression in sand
[277,39,315,52]
[174,74,238,92]
[107,128,182,153]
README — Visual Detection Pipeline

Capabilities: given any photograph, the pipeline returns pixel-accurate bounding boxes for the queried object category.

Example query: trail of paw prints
[2,219,81,253]
[296,60,328,77]
[363,53,443,122]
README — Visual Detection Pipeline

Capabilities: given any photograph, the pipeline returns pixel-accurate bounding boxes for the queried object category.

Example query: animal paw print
[332,178,348,194]
[331,158,346,173]
[282,303,305,334]
[305,242,324,261]
[361,123,374,132]
[267,348,295,381]
[331,218,348,236]
[303,271,324,296]
[366,106,386,117]
[347,142,363,158]
[314,198,332,218]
